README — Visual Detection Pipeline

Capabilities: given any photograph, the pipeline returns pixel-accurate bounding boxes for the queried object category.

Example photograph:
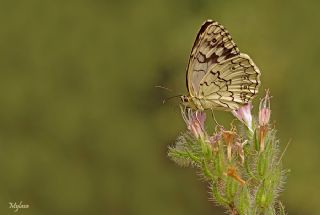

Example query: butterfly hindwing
[198,54,260,110]
[186,20,240,96]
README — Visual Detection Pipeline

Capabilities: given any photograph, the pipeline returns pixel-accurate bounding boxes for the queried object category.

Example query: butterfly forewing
[186,20,240,96]
[185,20,261,111]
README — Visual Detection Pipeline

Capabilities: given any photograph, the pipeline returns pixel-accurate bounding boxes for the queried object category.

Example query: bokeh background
[0,0,319,214]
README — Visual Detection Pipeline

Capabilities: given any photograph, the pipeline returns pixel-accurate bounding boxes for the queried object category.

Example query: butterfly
[181,20,261,111]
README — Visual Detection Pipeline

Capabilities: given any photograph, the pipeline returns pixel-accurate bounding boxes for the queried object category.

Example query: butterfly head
[180,95,204,110]
[180,95,190,103]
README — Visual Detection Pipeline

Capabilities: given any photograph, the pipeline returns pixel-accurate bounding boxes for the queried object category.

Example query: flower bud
[259,90,271,126]
[181,107,206,140]
[227,166,245,185]
[232,103,253,132]
[222,130,237,161]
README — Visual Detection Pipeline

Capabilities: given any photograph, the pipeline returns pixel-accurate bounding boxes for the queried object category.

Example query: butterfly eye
[181,96,188,103]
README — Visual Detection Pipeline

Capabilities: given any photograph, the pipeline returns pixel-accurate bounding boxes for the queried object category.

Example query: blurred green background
[0,0,319,214]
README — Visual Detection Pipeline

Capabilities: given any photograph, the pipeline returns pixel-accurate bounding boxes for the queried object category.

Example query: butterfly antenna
[162,95,182,104]
[154,85,180,104]
[155,85,173,92]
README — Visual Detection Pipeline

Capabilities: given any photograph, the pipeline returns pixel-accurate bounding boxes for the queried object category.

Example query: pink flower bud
[259,90,271,126]
[181,108,206,140]
[232,103,253,131]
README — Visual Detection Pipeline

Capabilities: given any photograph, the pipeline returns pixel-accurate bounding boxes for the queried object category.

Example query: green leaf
[278,201,286,215]
[236,185,251,215]
[255,183,267,208]
[211,182,229,207]
[226,177,238,201]
[257,151,268,177]
[214,145,225,177]
[202,160,214,180]
[254,129,260,151]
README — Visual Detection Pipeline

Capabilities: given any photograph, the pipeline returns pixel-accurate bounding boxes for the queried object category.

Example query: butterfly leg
[211,109,223,128]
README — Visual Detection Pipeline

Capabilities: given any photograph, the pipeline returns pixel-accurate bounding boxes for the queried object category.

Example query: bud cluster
[168,91,288,215]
